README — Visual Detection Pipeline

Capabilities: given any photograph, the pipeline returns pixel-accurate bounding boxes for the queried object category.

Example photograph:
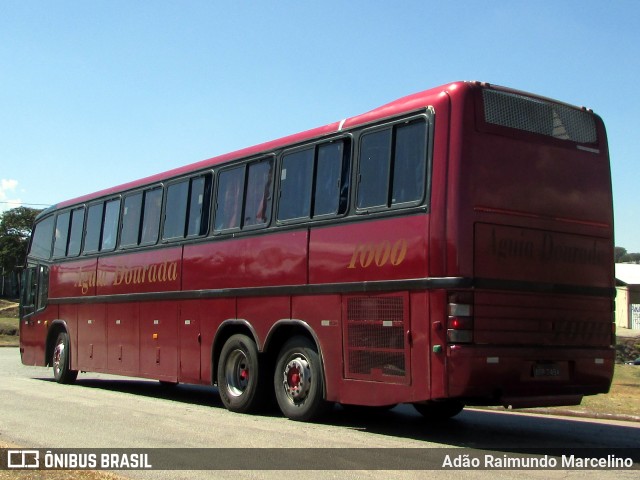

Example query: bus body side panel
[428,290,449,400]
[47,259,97,371]
[106,302,140,376]
[97,248,182,296]
[77,303,106,372]
[199,298,235,385]
[308,215,429,405]
[408,290,430,400]
[309,215,429,285]
[237,296,290,349]
[179,300,202,384]
[20,305,57,367]
[139,300,178,382]
[50,258,98,298]
[182,231,308,291]
[425,87,453,402]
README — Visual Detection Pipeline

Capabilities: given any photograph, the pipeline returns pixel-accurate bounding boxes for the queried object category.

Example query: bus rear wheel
[413,400,464,420]
[274,336,330,422]
[217,334,266,413]
[52,331,78,384]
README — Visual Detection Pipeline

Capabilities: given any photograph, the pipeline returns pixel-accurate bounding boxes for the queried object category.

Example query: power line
[0,201,51,207]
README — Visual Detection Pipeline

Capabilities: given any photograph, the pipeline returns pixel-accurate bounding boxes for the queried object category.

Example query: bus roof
[52,82,468,211]
[52,81,593,211]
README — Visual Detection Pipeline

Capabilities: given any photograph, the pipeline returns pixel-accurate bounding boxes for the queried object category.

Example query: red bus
[20,81,615,421]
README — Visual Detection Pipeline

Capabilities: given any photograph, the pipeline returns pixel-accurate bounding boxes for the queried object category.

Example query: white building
[615,263,640,331]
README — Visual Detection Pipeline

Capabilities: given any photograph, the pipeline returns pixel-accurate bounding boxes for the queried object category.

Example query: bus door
[19,263,51,366]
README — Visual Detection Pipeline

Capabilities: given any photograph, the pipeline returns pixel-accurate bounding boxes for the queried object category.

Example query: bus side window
[314,141,349,217]
[101,198,120,251]
[121,193,143,247]
[140,187,162,245]
[84,203,103,254]
[277,139,350,222]
[187,174,212,237]
[164,174,212,240]
[215,166,244,231]
[20,265,37,316]
[164,180,189,240]
[357,119,427,210]
[29,215,55,260]
[278,148,314,221]
[357,129,392,209]
[244,159,273,227]
[36,265,49,311]
[20,264,49,315]
[391,121,427,205]
[53,207,84,258]
[67,207,85,256]
[53,212,71,258]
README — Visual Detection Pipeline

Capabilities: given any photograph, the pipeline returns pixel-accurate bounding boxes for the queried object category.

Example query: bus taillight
[447,294,474,344]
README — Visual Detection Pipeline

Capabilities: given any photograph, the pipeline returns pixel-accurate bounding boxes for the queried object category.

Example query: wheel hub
[225,349,250,397]
[53,342,64,375]
[283,356,311,402]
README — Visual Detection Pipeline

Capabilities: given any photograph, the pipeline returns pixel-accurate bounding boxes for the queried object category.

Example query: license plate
[533,363,561,378]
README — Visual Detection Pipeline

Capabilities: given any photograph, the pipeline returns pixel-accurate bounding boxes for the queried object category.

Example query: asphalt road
[0,347,638,480]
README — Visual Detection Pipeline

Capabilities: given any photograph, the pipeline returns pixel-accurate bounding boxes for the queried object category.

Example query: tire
[413,400,464,420]
[52,331,78,384]
[217,334,267,413]
[274,336,330,421]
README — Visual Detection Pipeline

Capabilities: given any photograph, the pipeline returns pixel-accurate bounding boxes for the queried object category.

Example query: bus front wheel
[52,331,78,384]
[274,336,330,422]
[217,334,265,413]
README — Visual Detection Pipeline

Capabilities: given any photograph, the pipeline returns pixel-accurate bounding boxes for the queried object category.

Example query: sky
[1,1,639,250]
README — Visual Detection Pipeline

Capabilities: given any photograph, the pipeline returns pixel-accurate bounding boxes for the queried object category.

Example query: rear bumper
[446,345,614,407]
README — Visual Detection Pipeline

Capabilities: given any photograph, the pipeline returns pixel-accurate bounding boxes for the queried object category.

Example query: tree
[620,252,640,264]
[616,246,640,264]
[0,207,41,273]
[615,246,628,263]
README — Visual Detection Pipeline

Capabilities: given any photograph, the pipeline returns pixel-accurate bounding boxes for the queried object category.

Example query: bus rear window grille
[346,296,404,323]
[483,89,597,144]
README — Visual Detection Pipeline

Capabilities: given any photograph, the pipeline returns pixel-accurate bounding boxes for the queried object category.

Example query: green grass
[0,316,18,346]
[0,316,18,331]
[514,364,640,420]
